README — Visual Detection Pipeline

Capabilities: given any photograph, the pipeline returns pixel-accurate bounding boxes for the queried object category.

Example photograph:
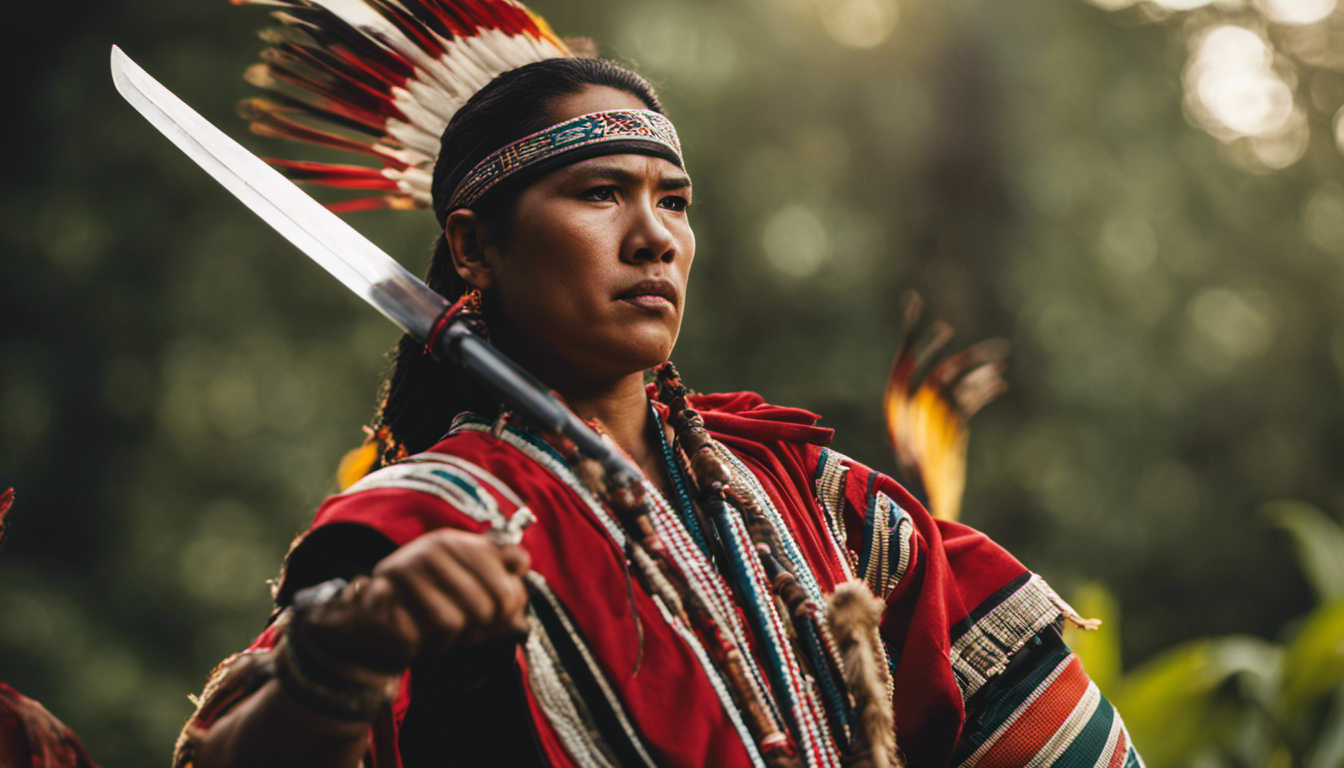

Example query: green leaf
[1279,599,1344,724]
[1263,500,1344,604]
[1114,637,1281,768]
[1307,685,1344,768]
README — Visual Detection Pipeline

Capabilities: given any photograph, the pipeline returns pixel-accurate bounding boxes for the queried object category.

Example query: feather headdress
[232,0,580,212]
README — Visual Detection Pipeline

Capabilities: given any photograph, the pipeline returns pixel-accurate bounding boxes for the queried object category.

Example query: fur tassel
[827,580,902,768]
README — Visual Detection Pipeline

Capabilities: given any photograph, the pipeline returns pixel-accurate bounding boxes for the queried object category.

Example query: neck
[546,368,677,500]
[489,323,666,476]
[557,371,654,465]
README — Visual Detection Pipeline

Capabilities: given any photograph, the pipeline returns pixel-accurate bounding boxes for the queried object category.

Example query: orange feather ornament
[884,293,1008,521]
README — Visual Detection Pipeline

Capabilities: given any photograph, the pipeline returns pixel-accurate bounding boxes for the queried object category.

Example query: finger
[380,564,470,653]
[430,536,528,627]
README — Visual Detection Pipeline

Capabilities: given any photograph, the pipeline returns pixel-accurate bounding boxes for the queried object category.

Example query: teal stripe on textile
[948,642,1072,766]
[1052,691,1115,768]
[798,618,856,748]
[1123,745,1145,768]
[811,448,833,498]
[515,428,570,464]
[885,503,908,585]
[856,471,879,577]
[430,468,482,503]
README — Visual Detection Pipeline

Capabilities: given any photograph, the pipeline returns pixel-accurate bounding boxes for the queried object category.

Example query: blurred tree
[0,0,1340,760]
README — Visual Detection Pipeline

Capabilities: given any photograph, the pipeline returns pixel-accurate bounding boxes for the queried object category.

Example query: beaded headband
[444,109,684,214]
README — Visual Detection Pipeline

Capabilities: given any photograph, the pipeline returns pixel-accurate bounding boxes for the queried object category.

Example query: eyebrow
[566,161,692,192]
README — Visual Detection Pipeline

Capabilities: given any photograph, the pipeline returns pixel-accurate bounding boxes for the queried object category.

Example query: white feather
[386,116,445,159]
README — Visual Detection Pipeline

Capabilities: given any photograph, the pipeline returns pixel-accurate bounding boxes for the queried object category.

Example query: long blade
[109,45,447,340]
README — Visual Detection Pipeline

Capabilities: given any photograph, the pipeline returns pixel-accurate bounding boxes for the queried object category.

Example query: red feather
[235,0,571,209]
[371,0,448,58]
[401,0,472,37]
[266,159,402,190]
[326,195,417,213]
[0,488,11,552]
[244,105,385,158]
[260,50,408,123]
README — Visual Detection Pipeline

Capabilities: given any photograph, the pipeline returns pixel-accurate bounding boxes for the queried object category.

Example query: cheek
[496,231,612,329]
[681,225,696,278]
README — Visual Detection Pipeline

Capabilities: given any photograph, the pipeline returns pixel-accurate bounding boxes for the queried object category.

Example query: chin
[604,335,675,375]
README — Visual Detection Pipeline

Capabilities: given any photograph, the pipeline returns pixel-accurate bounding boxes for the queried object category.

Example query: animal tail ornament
[232,0,580,211]
[884,292,1009,521]
[827,581,902,768]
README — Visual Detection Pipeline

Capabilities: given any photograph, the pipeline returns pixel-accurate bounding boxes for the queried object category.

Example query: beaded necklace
[651,403,712,558]
[467,369,894,768]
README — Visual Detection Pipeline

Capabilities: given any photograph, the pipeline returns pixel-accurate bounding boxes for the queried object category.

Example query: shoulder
[685,389,835,447]
[276,433,537,604]
[318,434,534,538]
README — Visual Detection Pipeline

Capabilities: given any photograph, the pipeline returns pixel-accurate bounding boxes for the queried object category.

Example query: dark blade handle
[441,324,642,487]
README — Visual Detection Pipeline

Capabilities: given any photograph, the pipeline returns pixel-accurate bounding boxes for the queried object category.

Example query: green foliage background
[2,0,1343,763]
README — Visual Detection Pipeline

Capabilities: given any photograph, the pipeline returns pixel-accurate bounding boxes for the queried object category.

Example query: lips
[615,278,679,312]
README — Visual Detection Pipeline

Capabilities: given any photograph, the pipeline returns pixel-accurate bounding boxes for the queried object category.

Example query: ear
[444,209,496,292]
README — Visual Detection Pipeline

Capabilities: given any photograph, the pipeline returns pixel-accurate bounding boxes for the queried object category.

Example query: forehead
[547,85,650,123]
[551,153,690,185]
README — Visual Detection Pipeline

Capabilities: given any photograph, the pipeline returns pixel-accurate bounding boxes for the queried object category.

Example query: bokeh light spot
[179,501,273,607]
[1186,25,1298,145]
[1249,108,1309,169]
[1182,287,1277,371]
[1254,0,1337,24]
[1153,0,1215,10]
[205,358,262,438]
[1331,104,1344,155]
[617,6,739,92]
[1,375,52,445]
[1302,182,1344,252]
[1197,71,1292,138]
[818,0,899,49]
[762,204,829,278]
[81,646,143,709]
[1098,210,1159,276]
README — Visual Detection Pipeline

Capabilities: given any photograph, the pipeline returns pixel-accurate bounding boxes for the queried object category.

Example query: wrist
[273,579,403,724]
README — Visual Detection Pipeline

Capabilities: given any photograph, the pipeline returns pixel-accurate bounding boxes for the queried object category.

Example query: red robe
[177,392,1140,768]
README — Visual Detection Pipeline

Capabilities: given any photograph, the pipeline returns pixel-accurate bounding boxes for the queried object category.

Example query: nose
[623,200,677,265]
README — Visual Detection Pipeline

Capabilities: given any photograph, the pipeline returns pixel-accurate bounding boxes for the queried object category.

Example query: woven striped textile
[953,641,1143,768]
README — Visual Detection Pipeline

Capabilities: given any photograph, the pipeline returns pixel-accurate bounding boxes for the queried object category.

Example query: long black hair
[373,57,665,461]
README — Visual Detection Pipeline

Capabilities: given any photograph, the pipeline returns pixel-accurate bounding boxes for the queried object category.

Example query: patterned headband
[444,109,684,214]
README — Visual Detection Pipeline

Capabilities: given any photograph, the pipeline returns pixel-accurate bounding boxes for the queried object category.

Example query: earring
[463,287,484,314]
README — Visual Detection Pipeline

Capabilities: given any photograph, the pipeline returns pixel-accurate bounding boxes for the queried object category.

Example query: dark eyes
[579,185,691,212]
[581,185,618,202]
[660,195,690,213]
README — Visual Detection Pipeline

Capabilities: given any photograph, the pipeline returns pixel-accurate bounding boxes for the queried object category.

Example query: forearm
[192,678,371,768]
[182,533,531,768]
